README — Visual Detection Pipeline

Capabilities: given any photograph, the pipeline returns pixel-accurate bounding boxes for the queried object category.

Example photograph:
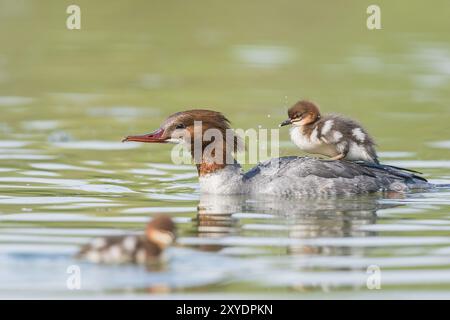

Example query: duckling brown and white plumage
[76,215,175,265]
[280,100,379,164]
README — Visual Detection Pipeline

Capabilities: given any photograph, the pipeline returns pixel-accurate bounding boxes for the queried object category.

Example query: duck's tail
[356,161,428,183]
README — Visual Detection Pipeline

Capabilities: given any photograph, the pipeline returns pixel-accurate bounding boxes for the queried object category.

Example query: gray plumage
[199,156,430,197]
[243,157,428,196]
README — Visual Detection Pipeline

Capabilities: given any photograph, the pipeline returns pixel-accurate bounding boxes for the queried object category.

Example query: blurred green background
[0,0,449,163]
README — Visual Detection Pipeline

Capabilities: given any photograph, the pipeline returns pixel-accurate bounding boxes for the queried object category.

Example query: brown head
[280,100,321,127]
[123,110,230,143]
[145,215,176,249]
[123,110,242,175]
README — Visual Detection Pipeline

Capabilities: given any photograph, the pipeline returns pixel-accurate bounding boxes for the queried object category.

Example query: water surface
[0,0,449,299]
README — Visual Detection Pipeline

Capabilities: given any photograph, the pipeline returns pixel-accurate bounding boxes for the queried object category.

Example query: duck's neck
[196,162,228,176]
[191,142,244,194]
[191,140,236,176]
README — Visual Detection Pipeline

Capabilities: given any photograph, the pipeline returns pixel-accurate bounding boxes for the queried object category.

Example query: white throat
[198,164,244,194]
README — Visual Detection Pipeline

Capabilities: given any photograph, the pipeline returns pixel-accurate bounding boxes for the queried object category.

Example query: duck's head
[145,215,176,249]
[280,100,321,127]
[123,109,232,145]
[123,110,242,171]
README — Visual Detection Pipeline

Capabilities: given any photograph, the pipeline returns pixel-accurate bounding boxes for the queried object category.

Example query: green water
[0,0,450,298]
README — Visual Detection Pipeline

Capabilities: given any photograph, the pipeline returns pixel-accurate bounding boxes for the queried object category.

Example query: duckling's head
[145,215,176,249]
[280,100,321,127]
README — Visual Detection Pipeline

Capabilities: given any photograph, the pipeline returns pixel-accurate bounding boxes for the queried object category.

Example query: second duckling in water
[76,215,175,265]
[280,100,379,164]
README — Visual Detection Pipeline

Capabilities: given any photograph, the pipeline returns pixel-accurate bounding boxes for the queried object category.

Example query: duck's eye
[175,123,185,129]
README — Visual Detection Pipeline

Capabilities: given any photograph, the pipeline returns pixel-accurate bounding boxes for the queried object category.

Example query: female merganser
[123,109,428,196]
[280,100,379,163]
[76,215,175,264]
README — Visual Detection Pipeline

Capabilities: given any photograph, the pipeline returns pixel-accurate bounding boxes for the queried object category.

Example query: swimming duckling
[280,100,379,164]
[76,215,175,265]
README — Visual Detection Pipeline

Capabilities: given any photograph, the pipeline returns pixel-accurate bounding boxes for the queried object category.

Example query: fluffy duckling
[76,215,175,265]
[280,100,379,164]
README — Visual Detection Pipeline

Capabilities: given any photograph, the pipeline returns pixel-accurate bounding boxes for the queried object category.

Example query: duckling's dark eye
[296,112,306,119]
[175,123,185,129]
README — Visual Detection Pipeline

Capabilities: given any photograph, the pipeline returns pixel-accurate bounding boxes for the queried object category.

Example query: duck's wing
[244,157,428,194]
[293,157,427,183]
[266,157,427,182]
[245,156,377,179]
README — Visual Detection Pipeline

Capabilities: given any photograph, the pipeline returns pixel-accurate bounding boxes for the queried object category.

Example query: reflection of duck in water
[76,215,175,265]
[123,109,428,196]
[185,193,396,257]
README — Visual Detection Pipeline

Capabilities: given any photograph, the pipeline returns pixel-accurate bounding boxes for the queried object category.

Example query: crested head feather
[166,109,243,153]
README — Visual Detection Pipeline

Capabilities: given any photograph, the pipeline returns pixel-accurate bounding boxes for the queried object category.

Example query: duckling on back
[280,100,379,164]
